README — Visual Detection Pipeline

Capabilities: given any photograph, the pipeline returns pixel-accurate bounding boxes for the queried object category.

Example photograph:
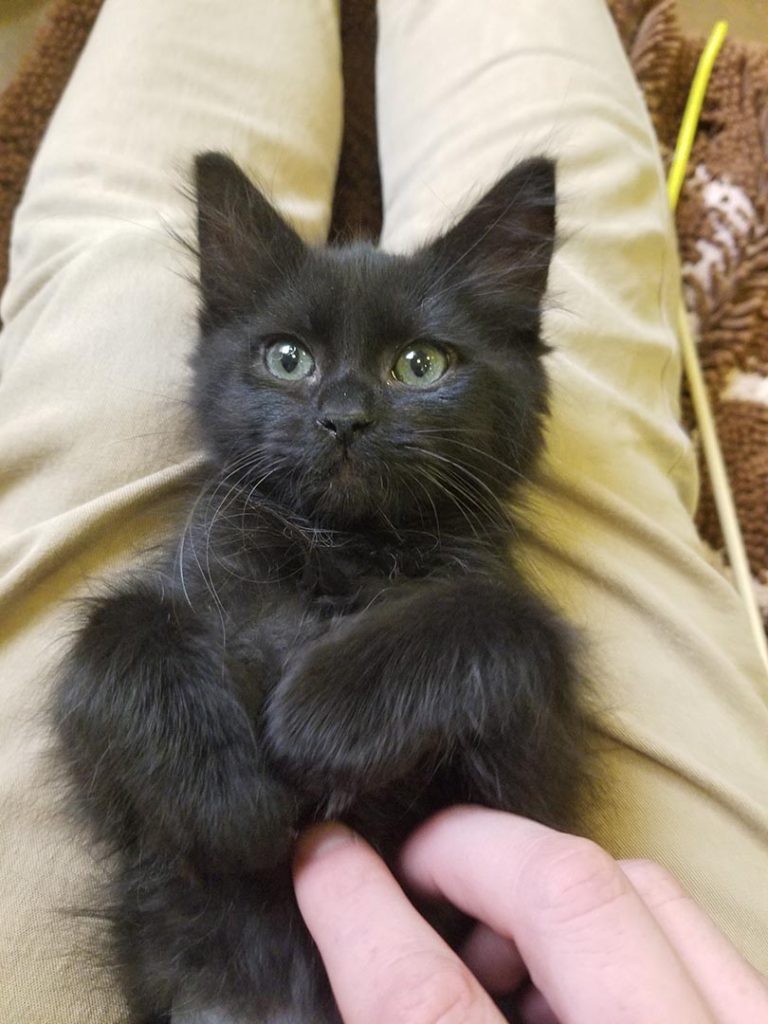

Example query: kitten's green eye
[264,338,315,381]
[392,342,449,387]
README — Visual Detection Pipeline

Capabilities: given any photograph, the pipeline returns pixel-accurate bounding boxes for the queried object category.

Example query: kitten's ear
[425,158,556,319]
[194,152,305,329]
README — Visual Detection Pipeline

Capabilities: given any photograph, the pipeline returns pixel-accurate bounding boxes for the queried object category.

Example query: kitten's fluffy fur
[52,153,588,1023]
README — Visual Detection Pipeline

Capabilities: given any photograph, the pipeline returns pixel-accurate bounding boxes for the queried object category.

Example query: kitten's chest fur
[178,492,497,735]
[187,492,487,646]
[298,530,454,608]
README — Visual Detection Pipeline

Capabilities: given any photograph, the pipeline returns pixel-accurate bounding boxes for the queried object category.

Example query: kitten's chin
[305,460,384,527]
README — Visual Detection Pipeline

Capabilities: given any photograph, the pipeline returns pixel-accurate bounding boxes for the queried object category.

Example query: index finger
[399,807,715,1024]
[293,823,505,1024]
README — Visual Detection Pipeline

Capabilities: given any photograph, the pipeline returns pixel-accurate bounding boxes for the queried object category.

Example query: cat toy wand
[667,19,768,677]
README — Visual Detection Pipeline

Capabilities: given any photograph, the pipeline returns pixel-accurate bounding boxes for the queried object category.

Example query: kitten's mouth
[307,450,382,524]
[327,458,371,497]
[331,454,360,478]
[323,442,364,474]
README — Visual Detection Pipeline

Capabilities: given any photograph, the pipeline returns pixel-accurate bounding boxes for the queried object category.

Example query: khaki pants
[1,0,766,1018]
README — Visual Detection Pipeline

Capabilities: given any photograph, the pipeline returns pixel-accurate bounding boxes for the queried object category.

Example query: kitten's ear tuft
[425,158,556,319]
[194,151,305,330]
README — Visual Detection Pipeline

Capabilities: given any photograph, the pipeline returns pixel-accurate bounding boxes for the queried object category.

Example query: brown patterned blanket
[1,0,766,625]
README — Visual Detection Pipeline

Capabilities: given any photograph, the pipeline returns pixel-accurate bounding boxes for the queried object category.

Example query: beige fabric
[0,1,765,1021]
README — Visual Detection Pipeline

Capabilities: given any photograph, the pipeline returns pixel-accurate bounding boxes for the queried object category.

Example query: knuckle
[523,836,627,924]
[381,958,482,1024]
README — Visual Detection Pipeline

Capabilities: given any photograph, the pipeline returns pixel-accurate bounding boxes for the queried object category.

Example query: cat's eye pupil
[393,342,448,387]
[279,344,299,373]
[264,338,314,381]
[407,350,430,378]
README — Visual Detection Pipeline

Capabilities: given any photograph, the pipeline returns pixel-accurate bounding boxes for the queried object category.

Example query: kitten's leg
[53,575,298,874]
[266,576,584,806]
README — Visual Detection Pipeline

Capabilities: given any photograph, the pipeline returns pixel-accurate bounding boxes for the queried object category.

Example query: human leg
[376,0,768,969]
[0,1,342,1019]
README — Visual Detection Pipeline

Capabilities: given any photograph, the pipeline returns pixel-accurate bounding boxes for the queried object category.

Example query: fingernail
[295,823,355,865]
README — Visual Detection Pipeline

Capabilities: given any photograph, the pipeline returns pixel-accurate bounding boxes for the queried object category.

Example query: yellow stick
[667,20,768,676]
[667,21,729,209]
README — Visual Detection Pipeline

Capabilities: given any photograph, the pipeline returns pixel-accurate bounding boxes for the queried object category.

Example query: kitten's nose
[316,413,373,445]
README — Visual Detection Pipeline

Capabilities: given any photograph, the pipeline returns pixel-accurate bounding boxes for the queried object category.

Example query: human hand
[293,806,768,1023]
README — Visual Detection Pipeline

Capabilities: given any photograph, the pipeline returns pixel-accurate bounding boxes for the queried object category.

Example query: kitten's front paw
[183,764,301,876]
[265,635,417,797]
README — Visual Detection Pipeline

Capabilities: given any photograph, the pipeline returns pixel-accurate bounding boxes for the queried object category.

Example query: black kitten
[52,152,588,1024]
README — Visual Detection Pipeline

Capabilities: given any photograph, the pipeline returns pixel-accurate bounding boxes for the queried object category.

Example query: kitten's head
[192,152,556,532]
